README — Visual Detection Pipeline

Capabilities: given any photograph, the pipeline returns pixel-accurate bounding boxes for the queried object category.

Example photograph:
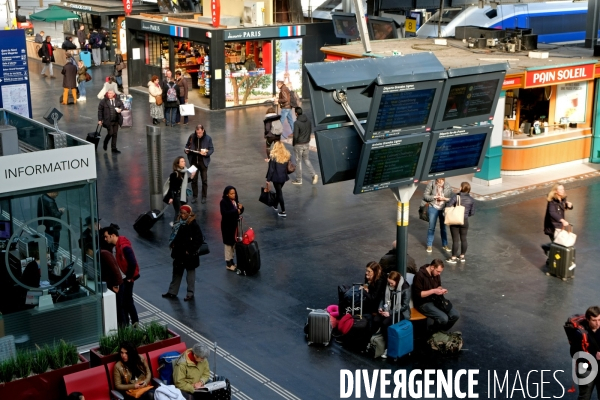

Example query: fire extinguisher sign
[212,0,220,27]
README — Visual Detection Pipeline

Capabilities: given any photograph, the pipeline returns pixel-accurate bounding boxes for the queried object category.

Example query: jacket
[148,81,162,103]
[41,42,55,63]
[544,197,573,235]
[163,81,181,108]
[62,39,77,50]
[363,275,386,314]
[77,30,86,47]
[61,62,78,89]
[164,171,184,204]
[263,113,282,141]
[89,31,101,48]
[292,114,312,146]
[379,278,411,322]
[113,358,151,391]
[266,158,289,184]
[278,84,291,109]
[114,236,140,281]
[447,192,475,221]
[34,33,44,43]
[176,77,188,101]
[567,316,600,358]
[173,349,211,394]
[37,194,62,233]
[422,180,453,209]
[155,385,186,400]
[77,65,87,83]
[379,250,417,275]
[412,264,442,308]
[98,97,124,127]
[114,54,124,77]
[185,133,214,167]
[220,197,244,246]
[99,249,123,291]
[170,215,203,269]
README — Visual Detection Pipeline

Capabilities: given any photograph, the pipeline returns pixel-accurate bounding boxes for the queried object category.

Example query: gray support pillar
[147,125,164,211]
[585,0,600,48]
[342,0,352,13]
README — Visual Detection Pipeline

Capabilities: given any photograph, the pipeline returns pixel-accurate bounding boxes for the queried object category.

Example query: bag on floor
[340,284,371,353]
[366,334,386,358]
[121,109,132,127]
[179,103,195,116]
[234,218,260,276]
[387,291,414,359]
[133,207,167,234]
[427,331,463,356]
[157,351,181,385]
[305,308,332,346]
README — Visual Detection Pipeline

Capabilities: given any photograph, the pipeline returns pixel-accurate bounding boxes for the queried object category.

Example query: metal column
[585,0,600,48]
[146,125,164,210]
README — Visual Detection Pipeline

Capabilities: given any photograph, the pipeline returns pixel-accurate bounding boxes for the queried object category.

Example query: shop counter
[502,127,592,172]
[26,39,80,67]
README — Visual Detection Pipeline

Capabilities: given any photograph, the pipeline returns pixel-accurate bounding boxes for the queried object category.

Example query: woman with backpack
[263,107,282,162]
[163,77,181,127]
[265,141,290,217]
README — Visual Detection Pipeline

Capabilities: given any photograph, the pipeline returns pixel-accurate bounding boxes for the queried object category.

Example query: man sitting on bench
[173,343,210,400]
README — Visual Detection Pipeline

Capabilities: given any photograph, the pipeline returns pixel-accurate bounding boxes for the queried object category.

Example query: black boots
[152,118,158,125]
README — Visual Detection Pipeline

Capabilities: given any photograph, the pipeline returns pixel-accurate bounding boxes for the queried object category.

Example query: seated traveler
[173,343,211,400]
[377,271,411,358]
[113,341,154,400]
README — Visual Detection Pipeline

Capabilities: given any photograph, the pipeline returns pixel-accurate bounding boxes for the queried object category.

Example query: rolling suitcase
[234,218,260,276]
[121,109,132,127]
[133,207,167,234]
[547,243,576,280]
[59,90,79,105]
[341,284,371,353]
[387,291,414,360]
[305,308,332,346]
[80,50,92,68]
[86,125,102,150]
[194,342,231,400]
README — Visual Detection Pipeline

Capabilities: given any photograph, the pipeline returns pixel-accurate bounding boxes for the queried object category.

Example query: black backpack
[37,45,44,58]
[289,90,300,108]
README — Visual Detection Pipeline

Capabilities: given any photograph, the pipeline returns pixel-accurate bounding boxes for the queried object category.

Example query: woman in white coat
[148,75,164,125]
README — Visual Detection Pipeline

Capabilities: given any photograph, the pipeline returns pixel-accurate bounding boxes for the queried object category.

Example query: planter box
[0,354,89,400]
[90,328,181,367]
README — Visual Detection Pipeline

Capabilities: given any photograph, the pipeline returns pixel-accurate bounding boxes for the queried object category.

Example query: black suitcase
[341,284,371,352]
[234,218,260,276]
[86,125,102,150]
[547,243,576,280]
[194,342,231,400]
[133,207,166,234]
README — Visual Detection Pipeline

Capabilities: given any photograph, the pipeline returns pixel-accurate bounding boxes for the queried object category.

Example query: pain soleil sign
[525,64,594,87]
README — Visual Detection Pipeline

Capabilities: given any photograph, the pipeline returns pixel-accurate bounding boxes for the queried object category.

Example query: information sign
[0,30,32,118]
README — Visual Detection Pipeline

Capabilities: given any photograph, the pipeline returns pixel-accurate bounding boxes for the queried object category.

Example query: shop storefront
[125,15,338,110]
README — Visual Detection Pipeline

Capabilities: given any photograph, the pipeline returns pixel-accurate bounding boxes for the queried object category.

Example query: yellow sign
[405,18,417,33]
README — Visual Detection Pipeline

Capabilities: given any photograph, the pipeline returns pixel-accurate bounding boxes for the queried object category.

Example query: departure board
[440,78,499,121]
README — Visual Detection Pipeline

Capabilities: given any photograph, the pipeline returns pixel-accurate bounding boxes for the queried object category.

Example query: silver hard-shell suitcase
[306,308,331,346]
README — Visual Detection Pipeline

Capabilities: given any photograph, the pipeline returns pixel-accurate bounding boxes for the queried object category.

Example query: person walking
[446,182,475,264]
[76,60,87,101]
[148,75,164,125]
[61,55,78,105]
[266,141,290,217]
[76,25,86,49]
[184,125,214,204]
[114,49,125,92]
[544,184,573,243]
[164,156,196,222]
[421,178,453,253]
[220,186,244,271]
[163,75,181,127]
[162,205,203,302]
[275,80,294,137]
[175,70,189,125]
[40,36,56,78]
[263,107,281,162]
[89,29,102,67]
[291,107,318,185]
[98,90,124,153]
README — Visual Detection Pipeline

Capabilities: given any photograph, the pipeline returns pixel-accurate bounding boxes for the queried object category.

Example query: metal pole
[352,0,371,53]
[395,201,408,276]
[437,0,444,38]
[146,125,163,211]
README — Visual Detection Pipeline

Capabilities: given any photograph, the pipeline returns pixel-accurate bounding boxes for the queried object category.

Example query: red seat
[64,365,111,400]
[147,342,187,379]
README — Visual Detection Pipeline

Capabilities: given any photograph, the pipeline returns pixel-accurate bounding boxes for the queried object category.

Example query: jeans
[41,62,53,76]
[450,219,469,257]
[120,280,139,326]
[115,76,122,86]
[418,301,460,332]
[427,206,447,247]
[273,182,285,212]
[176,96,188,124]
[191,161,208,199]
[78,81,86,97]
[294,144,316,181]
[165,107,177,126]
[280,108,294,135]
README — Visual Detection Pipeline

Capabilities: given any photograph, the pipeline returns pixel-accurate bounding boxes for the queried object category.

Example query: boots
[152,118,158,125]
[61,88,69,105]
[71,89,77,104]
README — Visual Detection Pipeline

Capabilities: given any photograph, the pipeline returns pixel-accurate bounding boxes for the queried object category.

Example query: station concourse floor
[26,61,600,399]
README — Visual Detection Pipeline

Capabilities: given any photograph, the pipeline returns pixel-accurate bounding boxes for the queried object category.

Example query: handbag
[242,228,255,245]
[155,95,163,106]
[444,195,465,226]
[85,72,92,82]
[198,241,210,256]
[432,294,453,313]
[419,203,429,222]
[179,103,195,116]
[115,62,126,72]
[126,385,152,398]
[259,187,277,207]
[287,159,296,174]
[554,225,577,247]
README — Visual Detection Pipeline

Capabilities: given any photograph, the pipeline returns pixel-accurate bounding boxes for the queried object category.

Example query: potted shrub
[0,340,89,400]
[90,321,180,366]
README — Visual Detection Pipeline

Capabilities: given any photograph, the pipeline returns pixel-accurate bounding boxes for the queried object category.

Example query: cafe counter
[26,38,80,67]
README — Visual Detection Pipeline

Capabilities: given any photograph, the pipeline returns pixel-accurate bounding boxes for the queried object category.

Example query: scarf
[169,219,187,246]
[384,276,405,315]
[178,168,189,203]
[433,182,445,209]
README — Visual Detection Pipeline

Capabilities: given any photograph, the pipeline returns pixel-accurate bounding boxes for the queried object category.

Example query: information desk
[501,127,592,173]
[25,39,80,67]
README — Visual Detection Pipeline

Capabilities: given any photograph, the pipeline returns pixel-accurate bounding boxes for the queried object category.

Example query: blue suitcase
[387,296,414,359]
[80,51,92,68]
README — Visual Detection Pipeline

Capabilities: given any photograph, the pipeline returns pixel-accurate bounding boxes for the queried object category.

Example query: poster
[0,30,32,118]
[276,39,302,97]
[554,81,587,123]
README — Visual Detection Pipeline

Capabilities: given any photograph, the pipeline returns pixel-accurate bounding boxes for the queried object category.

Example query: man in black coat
[98,90,124,153]
[162,205,203,301]
[184,125,214,204]
[61,60,78,105]
[62,36,77,50]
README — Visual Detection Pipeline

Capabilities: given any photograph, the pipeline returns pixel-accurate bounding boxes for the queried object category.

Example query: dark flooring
[27,61,600,399]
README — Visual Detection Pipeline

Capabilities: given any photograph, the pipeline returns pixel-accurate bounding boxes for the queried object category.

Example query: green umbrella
[29,5,80,22]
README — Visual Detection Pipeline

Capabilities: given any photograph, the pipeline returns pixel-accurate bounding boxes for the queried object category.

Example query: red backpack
[565,314,590,356]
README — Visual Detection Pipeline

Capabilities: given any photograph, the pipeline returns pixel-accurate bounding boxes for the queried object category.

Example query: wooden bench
[410,307,427,321]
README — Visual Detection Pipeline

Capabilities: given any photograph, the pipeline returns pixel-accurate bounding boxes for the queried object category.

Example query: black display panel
[315,126,363,185]
[433,71,505,129]
[354,133,430,194]
[332,13,360,40]
[364,80,444,141]
[367,16,398,40]
[420,125,493,181]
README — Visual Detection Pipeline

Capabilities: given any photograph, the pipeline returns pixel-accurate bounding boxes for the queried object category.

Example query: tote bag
[444,195,465,226]
[179,103,195,116]
[554,226,577,247]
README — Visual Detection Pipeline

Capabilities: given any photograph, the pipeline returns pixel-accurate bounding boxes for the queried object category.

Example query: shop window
[226,40,275,107]
[145,34,163,67]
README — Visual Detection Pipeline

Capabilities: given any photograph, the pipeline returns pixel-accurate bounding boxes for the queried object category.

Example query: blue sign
[0,30,32,118]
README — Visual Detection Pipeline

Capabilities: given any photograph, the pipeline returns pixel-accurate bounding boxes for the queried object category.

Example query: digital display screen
[370,21,396,40]
[332,13,360,40]
[428,133,488,174]
[373,88,436,134]
[441,79,499,121]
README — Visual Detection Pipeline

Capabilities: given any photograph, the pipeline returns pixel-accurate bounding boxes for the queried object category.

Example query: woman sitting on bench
[114,342,155,400]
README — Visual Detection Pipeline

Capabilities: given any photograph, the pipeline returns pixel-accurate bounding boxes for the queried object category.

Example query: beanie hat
[180,205,192,214]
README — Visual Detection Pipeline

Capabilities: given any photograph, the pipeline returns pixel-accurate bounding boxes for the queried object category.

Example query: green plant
[31,344,51,375]
[145,321,169,344]
[14,349,33,379]
[49,340,78,370]
[0,358,16,383]
[97,322,171,355]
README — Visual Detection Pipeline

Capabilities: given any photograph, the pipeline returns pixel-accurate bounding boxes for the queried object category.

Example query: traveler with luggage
[220,186,244,271]
[412,259,460,333]
[377,270,411,359]
[162,205,203,302]
[164,156,196,221]
[113,341,154,400]
[76,60,87,101]
[565,306,600,400]
[266,141,290,217]
[173,343,211,398]
[61,55,78,105]
[361,261,387,322]
[263,106,282,162]
[544,184,573,243]
[148,75,164,125]
[422,178,453,254]
[446,182,475,264]
[163,76,181,127]
[185,125,214,204]
[97,90,124,153]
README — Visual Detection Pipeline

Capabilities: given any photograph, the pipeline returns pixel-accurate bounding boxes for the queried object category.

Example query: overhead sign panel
[315,126,363,185]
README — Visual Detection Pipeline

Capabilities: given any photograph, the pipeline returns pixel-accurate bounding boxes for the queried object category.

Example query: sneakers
[272,206,278,211]
[201,197,207,204]
[312,175,319,184]
[459,256,465,263]
[278,212,287,217]
[442,246,451,252]
[292,179,302,185]
[426,246,432,253]
[79,96,86,101]
[446,257,458,264]
[381,349,388,359]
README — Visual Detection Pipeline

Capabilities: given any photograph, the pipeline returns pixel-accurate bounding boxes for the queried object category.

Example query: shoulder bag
[418,202,429,222]
[444,195,464,226]
[126,385,153,399]
[287,159,296,174]
[432,294,453,313]
[155,95,163,106]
